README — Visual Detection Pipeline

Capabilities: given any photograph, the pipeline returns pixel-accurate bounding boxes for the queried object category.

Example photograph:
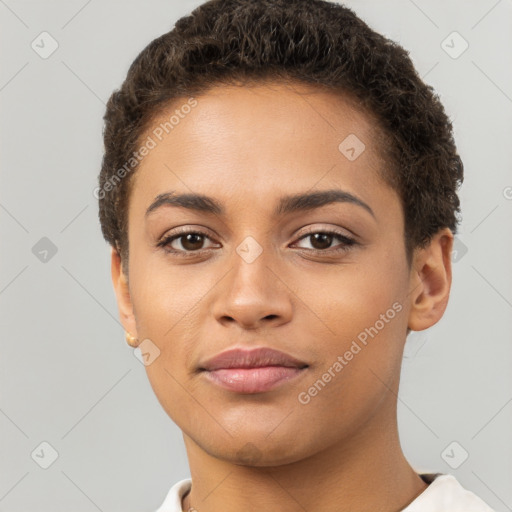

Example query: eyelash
[157,228,358,258]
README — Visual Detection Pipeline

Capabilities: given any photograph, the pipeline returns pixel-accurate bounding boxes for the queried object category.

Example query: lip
[198,347,309,394]
[198,347,308,371]
[203,366,307,393]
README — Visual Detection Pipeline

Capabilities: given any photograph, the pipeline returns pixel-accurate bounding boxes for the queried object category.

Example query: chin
[208,436,315,467]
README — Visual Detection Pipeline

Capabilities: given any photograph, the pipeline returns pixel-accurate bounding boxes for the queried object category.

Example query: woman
[97,0,493,510]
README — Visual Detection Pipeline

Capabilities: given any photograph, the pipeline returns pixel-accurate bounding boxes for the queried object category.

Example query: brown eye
[294,230,357,253]
[309,233,334,250]
[179,233,206,251]
[158,229,219,256]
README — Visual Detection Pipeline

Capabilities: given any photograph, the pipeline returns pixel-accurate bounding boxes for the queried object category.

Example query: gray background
[1,0,511,511]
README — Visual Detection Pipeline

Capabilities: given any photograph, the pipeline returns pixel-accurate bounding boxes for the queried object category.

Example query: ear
[407,227,454,332]
[111,246,138,338]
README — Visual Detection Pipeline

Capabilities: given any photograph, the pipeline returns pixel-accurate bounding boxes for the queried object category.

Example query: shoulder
[154,478,192,512]
[403,473,495,512]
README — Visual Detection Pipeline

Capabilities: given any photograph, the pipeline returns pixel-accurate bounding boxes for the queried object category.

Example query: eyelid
[294,224,356,240]
[157,224,358,259]
[290,228,357,251]
[158,225,353,244]
[157,225,216,242]
[157,227,218,251]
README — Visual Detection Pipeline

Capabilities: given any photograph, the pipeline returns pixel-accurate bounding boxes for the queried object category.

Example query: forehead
[130,81,395,218]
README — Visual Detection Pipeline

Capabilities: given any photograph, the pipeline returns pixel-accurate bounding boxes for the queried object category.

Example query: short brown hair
[98,0,463,271]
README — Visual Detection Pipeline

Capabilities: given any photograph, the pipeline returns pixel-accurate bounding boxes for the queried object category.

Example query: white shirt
[154,473,495,512]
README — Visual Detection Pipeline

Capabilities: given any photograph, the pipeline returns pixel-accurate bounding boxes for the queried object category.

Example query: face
[112,81,451,465]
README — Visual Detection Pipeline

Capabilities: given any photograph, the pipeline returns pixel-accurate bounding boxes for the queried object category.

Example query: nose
[211,245,293,331]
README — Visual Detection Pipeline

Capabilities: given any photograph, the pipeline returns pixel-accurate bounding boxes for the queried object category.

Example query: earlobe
[110,246,138,338]
[407,228,454,332]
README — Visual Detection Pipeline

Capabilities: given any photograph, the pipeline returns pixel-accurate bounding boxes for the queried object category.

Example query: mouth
[198,346,309,394]
[201,365,309,394]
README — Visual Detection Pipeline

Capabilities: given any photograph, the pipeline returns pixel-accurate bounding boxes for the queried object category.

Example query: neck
[180,398,428,512]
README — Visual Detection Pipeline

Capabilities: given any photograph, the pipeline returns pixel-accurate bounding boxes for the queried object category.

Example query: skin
[111,81,453,512]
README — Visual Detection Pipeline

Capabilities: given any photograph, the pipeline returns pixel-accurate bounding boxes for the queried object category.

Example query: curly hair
[98,0,463,272]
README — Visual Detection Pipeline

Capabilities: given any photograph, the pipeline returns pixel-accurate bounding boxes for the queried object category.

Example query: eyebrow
[145,189,375,219]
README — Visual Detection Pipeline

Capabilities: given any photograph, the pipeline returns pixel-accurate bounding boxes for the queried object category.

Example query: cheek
[128,251,225,402]
[129,251,206,338]
[128,256,212,425]
[294,253,408,395]
[296,254,407,342]
[286,265,407,441]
